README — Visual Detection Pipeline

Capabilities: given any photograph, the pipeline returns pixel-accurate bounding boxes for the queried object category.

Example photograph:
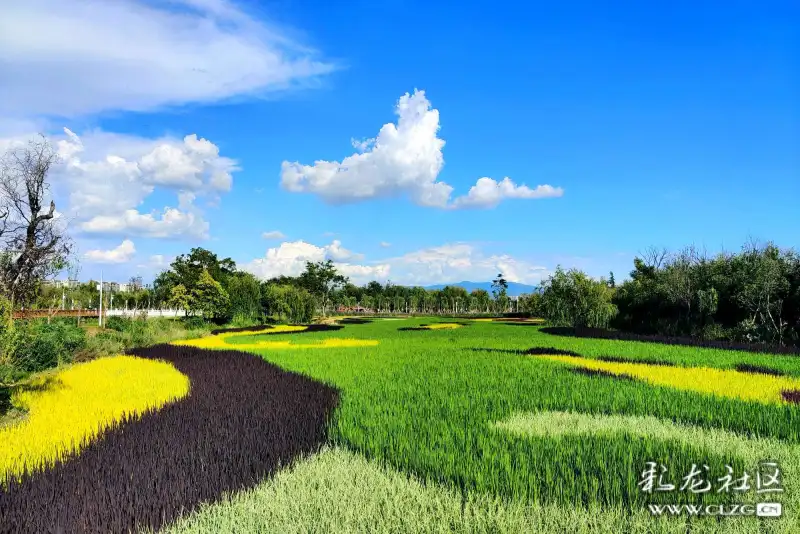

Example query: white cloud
[326,240,364,262]
[280,90,563,209]
[241,240,388,284]
[136,253,175,270]
[21,128,239,239]
[0,0,336,119]
[84,239,136,264]
[451,178,563,209]
[80,208,209,239]
[262,230,286,240]
[380,243,549,286]
[241,239,548,287]
[379,241,392,248]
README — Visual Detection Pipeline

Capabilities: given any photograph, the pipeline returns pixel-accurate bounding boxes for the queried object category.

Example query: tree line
[536,241,800,347]
[149,249,519,324]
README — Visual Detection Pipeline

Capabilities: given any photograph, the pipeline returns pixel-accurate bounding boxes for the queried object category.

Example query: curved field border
[210,324,344,336]
[1,356,189,482]
[0,345,339,534]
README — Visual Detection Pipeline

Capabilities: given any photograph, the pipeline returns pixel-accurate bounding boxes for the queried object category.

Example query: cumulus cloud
[136,253,175,270]
[0,0,336,119]
[280,90,563,209]
[451,179,563,209]
[241,239,549,287]
[83,239,136,264]
[241,240,388,284]
[80,208,209,239]
[262,230,286,240]
[380,243,549,285]
[39,128,237,239]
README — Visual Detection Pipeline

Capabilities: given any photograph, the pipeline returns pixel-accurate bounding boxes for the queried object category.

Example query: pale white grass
[157,446,785,534]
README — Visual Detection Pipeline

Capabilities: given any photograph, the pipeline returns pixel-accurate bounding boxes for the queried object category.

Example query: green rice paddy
[167,317,800,533]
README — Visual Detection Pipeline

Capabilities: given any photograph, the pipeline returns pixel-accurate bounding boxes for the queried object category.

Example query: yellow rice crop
[0,356,189,481]
[172,325,309,348]
[422,323,462,330]
[540,354,800,404]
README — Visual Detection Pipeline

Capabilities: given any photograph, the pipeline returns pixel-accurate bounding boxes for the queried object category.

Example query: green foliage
[104,315,129,332]
[226,272,262,321]
[518,292,543,316]
[298,260,348,315]
[181,316,207,330]
[491,273,508,300]
[168,284,194,316]
[540,267,617,328]
[261,283,316,324]
[5,319,86,374]
[614,242,800,345]
[192,269,230,320]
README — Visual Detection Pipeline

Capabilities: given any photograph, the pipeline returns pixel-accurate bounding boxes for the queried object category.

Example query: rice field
[2,317,799,532]
[0,356,189,482]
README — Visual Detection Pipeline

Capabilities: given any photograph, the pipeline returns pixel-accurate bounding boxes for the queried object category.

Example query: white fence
[105,308,185,318]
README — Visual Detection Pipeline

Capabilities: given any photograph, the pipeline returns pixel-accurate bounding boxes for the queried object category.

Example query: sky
[0,0,797,287]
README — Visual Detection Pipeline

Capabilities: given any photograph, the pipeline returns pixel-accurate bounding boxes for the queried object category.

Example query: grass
[0,356,189,482]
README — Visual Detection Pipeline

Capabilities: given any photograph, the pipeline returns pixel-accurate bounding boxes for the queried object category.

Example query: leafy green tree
[226,271,262,322]
[608,271,616,288]
[261,283,315,323]
[298,260,348,316]
[154,248,236,305]
[168,284,194,316]
[192,269,230,320]
[540,267,617,328]
[491,273,508,301]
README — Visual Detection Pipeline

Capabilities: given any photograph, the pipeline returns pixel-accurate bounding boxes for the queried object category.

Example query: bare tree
[0,136,72,310]
[639,246,670,270]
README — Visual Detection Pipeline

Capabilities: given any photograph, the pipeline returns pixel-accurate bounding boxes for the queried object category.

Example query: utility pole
[99,271,104,328]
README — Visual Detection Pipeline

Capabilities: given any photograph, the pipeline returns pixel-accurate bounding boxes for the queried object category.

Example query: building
[95,281,120,292]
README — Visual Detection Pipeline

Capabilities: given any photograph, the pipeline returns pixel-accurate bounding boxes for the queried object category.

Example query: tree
[608,271,616,288]
[227,271,262,322]
[298,260,348,316]
[192,269,230,320]
[491,273,508,301]
[261,283,315,323]
[168,284,193,316]
[540,267,617,328]
[0,136,72,310]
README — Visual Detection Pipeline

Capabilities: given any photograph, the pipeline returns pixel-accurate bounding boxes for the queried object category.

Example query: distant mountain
[422,281,539,297]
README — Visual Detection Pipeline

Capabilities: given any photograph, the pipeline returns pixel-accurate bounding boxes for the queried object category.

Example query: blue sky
[0,0,797,286]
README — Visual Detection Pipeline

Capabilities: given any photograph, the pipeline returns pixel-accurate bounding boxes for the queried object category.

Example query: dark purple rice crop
[523,347,582,357]
[734,363,785,376]
[0,344,339,534]
[781,390,800,404]
[210,323,343,335]
[597,355,675,367]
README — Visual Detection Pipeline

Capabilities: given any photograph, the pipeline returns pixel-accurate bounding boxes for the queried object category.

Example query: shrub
[7,320,86,374]
[181,316,206,330]
[0,384,9,414]
[104,316,130,332]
